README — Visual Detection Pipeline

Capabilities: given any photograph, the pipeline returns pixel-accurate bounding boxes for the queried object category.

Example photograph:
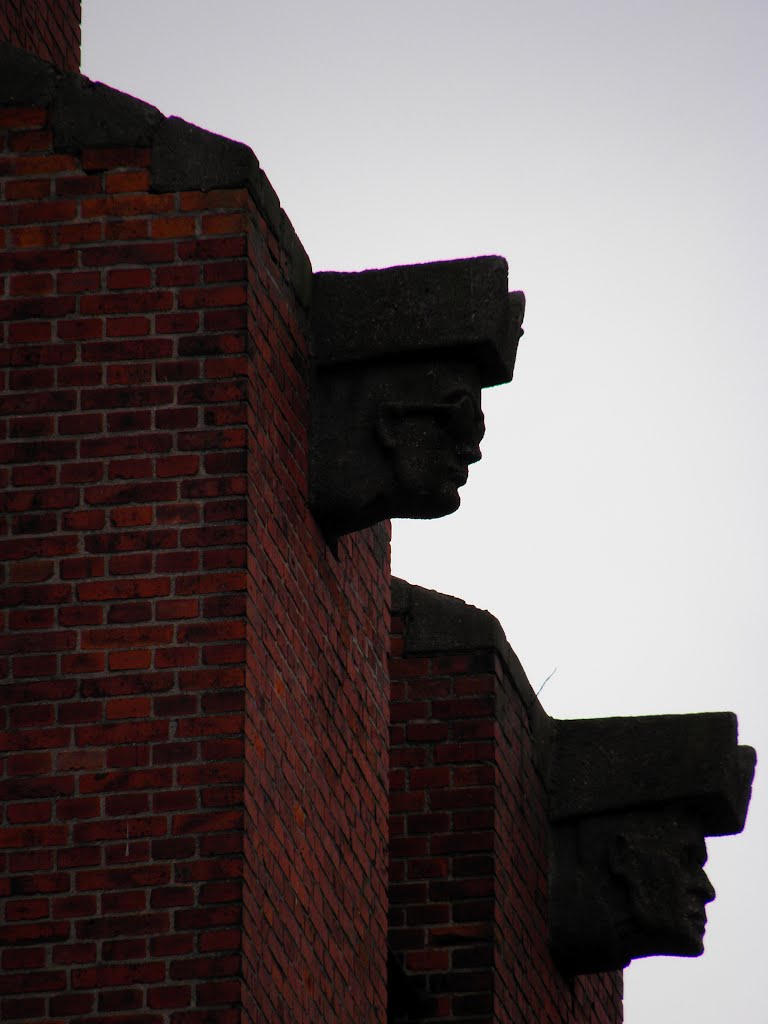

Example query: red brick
[201,212,247,235]
[106,267,152,290]
[9,270,54,295]
[56,797,101,820]
[179,189,246,211]
[154,646,199,670]
[58,605,103,627]
[8,606,55,630]
[106,696,152,719]
[155,310,200,333]
[5,177,50,200]
[0,966,64,991]
[58,220,102,244]
[14,199,76,224]
[9,129,53,154]
[155,598,198,620]
[81,240,175,267]
[109,553,156,575]
[105,216,151,240]
[60,555,105,579]
[147,984,194,1009]
[49,991,95,1015]
[75,720,170,747]
[56,174,104,197]
[72,961,166,989]
[2,947,46,971]
[81,193,175,218]
[0,825,68,849]
[80,146,152,170]
[0,995,46,1020]
[150,215,196,238]
[104,169,151,193]
[7,320,52,343]
[57,412,103,434]
[57,316,103,340]
[103,314,150,337]
[155,454,200,478]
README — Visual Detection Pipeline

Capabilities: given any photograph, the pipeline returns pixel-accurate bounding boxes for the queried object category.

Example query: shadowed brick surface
[0,53,389,1023]
[388,580,624,1023]
[0,0,81,72]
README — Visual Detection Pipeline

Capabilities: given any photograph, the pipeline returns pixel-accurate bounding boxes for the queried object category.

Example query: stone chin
[657,909,709,958]
[390,474,468,521]
[402,495,461,521]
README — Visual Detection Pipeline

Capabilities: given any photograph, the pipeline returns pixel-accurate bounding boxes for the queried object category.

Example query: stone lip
[391,577,543,720]
[0,41,311,309]
[547,712,755,836]
[313,258,524,386]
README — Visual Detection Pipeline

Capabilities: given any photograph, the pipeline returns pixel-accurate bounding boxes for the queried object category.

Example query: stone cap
[391,577,541,716]
[313,258,525,386]
[548,712,756,836]
[0,42,311,308]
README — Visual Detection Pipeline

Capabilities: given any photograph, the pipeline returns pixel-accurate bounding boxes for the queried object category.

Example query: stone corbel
[545,712,756,975]
[309,257,525,537]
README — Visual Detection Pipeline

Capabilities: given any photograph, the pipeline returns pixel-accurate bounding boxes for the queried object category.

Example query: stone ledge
[0,42,312,308]
[548,712,755,835]
[391,576,543,722]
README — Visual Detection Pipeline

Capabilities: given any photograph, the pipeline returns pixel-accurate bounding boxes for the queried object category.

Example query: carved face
[310,356,488,535]
[376,360,485,519]
[550,805,718,974]
[611,810,716,958]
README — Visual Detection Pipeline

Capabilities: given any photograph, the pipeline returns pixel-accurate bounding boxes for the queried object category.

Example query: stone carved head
[546,713,755,975]
[310,257,525,537]
[550,805,717,973]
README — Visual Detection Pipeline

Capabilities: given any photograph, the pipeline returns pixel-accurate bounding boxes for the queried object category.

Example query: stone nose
[465,413,485,463]
[475,412,486,445]
[461,440,483,466]
[691,868,716,904]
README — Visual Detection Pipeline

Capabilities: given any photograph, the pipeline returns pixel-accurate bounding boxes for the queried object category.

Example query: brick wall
[0,0,81,72]
[0,46,389,1023]
[389,580,624,1024]
[1,29,628,1024]
[240,187,391,1022]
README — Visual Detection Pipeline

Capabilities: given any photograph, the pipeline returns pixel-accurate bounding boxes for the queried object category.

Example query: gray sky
[82,2,767,1019]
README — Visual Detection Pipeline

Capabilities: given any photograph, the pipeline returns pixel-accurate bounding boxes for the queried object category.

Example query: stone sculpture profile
[545,712,755,974]
[309,257,525,537]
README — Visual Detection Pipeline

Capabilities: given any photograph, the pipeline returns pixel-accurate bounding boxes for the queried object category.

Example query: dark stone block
[151,116,258,193]
[391,578,541,719]
[392,577,507,657]
[387,948,431,1023]
[312,257,524,386]
[548,713,755,835]
[0,42,58,106]
[52,73,164,152]
[278,209,313,310]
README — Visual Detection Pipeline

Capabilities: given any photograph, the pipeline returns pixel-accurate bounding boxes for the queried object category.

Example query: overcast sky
[82,2,767,1020]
